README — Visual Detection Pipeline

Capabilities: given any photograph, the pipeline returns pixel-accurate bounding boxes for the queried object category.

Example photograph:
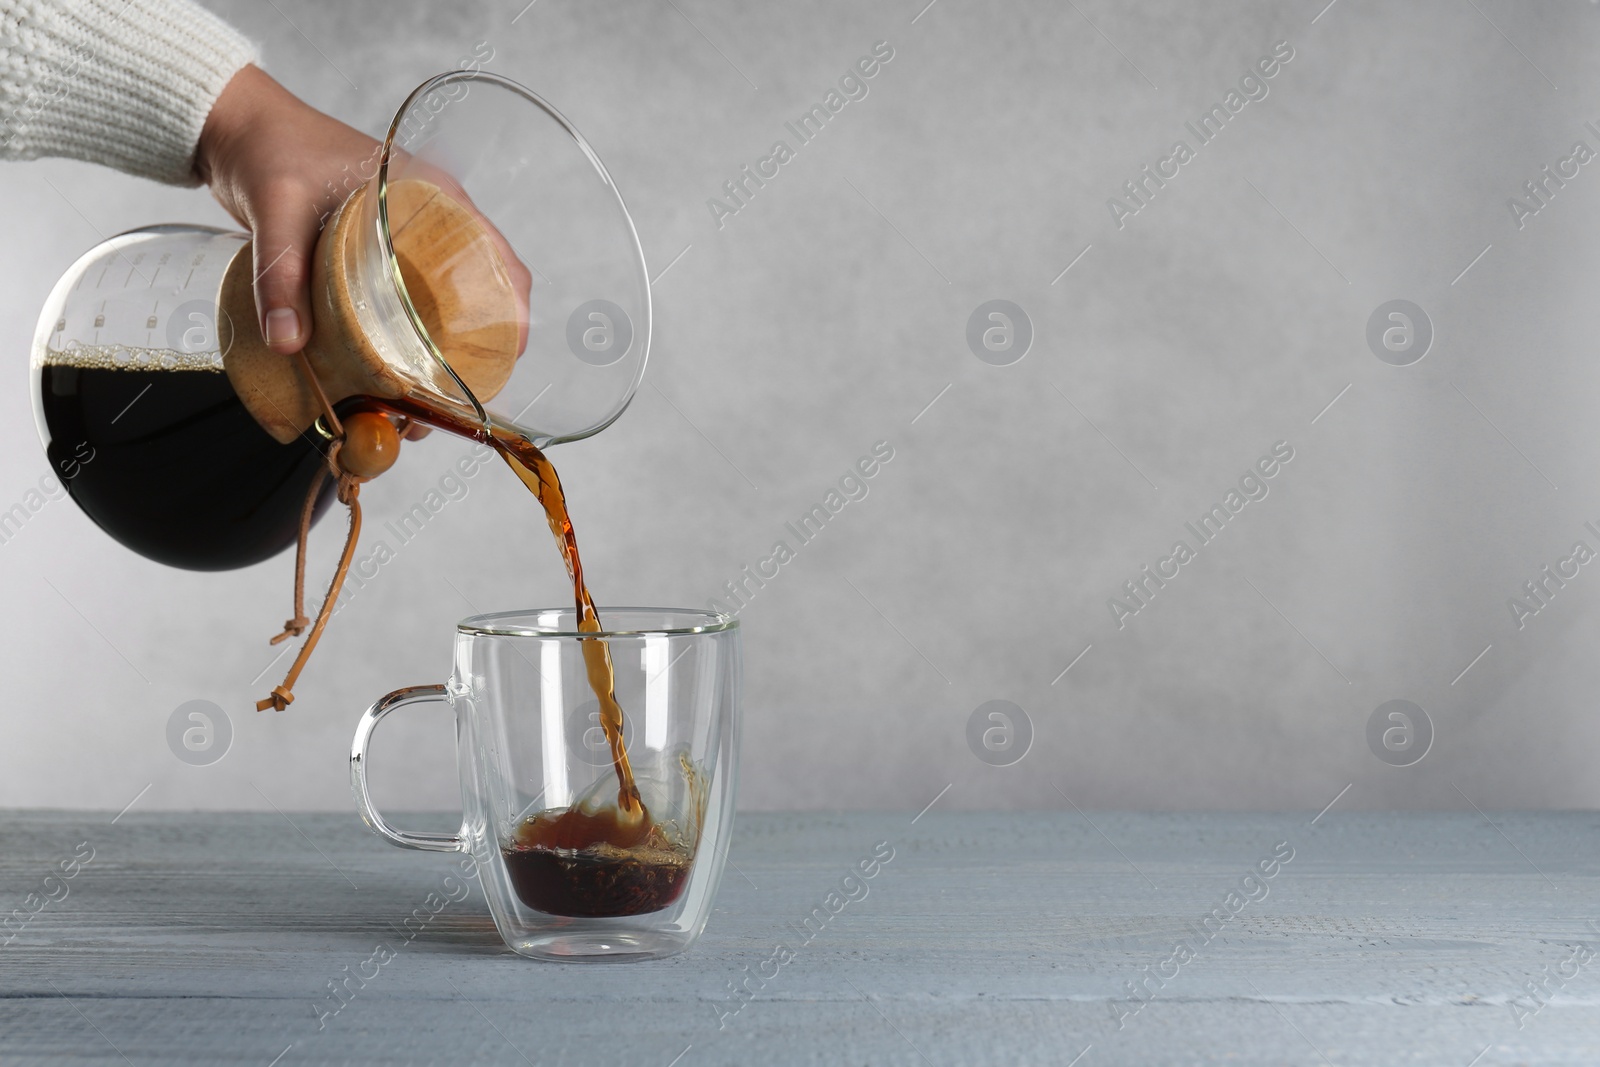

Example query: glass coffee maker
[31,69,651,571]
[26,72,747,958]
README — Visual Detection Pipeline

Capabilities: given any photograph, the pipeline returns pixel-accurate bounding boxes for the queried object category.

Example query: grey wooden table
[2,810,1598,1066]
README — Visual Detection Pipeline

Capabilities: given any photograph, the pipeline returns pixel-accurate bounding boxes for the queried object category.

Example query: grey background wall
[1,0,1597,813]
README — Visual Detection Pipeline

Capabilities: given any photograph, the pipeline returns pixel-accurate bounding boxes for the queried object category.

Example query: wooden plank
[1,811,1597,1065]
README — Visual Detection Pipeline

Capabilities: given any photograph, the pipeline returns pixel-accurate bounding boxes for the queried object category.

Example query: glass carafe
[31,70,650,571]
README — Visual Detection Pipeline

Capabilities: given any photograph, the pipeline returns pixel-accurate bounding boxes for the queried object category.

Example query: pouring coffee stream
[374,394,647,827]
[258,365,657,866]
[241,168,649,827]
[34,77,668,911]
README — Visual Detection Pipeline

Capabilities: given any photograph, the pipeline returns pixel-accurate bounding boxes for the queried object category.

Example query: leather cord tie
[256,351,365,712]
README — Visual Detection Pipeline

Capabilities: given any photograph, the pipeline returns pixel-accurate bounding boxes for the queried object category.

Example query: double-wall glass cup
[351,609,740,961]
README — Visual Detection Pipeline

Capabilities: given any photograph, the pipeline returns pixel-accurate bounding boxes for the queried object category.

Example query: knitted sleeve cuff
[0,0,259,186]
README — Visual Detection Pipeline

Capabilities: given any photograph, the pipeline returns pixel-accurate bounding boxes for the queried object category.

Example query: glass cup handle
[350,684,463,852]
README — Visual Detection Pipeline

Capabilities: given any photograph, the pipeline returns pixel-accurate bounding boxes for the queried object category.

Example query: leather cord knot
[255,352,367,713]
[269,616,310,645]
[259,685,296,713]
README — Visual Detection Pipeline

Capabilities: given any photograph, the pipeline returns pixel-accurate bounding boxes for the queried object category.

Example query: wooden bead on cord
[337,411,401,479]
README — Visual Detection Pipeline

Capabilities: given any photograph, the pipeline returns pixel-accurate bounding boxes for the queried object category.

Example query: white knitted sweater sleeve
[0,0,258,186]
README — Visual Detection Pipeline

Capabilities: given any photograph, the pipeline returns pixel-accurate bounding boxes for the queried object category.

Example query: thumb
[250,201,318,355]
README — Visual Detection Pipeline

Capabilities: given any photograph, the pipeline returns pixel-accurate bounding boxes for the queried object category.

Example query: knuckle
[258,172,313,206]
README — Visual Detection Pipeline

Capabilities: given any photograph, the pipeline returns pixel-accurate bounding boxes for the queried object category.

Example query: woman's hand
[195,64,378,357]
[194,65,534,442]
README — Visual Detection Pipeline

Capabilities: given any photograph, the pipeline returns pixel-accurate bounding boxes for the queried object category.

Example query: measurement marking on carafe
[843,577,950,684]
[911,782,952,824]
[41,578,150,684]
[445,977,538,1066]
[649,243,692,286]
[1050,643,1093,685]
[109,384,152,424]
[909,382,951,425]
